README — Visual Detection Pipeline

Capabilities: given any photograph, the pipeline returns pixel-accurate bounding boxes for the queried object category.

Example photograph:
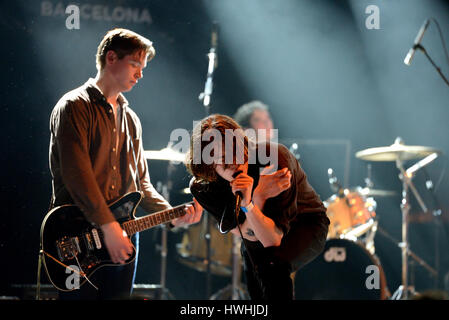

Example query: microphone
[235,191,242,207]
[404,19,430,66]
[232,170,243,209]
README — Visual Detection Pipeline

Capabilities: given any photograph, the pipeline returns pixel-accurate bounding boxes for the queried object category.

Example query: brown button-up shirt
[49,78,170,226]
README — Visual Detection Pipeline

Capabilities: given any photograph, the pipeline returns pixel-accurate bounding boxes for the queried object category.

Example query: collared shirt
[49,78,170,226]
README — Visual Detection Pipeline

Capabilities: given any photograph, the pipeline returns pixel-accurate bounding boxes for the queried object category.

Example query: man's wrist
[240,200,255,213]
[252,190,266,209]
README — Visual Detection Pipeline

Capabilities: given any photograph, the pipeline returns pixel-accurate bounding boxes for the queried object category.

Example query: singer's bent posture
[186,114,329,300]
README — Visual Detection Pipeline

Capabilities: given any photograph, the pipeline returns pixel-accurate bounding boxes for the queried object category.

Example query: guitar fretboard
[121,202,192,235]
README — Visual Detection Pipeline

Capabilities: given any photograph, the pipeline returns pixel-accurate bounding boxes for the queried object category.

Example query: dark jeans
[58,233,139,300]
[242,212,329,300]
[242,251,294,300]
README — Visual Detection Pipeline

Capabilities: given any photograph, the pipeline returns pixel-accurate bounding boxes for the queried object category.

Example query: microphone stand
[414,44,449,87]
[198,22,218,299]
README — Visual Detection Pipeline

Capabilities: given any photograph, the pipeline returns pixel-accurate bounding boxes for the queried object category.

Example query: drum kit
[296,137,441,300]
[145,137,442,300]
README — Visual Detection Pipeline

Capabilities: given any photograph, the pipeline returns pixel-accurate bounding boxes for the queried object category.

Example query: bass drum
[294,239,389,300]
[176,216,233,277]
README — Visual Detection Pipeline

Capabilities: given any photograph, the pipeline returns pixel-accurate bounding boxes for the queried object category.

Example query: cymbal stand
[231,235,245,299]
[378,227,437,282]
[155,162,176,300]
[392,158,429,300]
[210,234,249,300]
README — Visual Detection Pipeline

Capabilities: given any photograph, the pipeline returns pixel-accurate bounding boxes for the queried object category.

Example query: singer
[186,114,329,300]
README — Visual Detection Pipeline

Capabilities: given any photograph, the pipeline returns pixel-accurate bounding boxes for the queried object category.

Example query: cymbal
[144,148,186,162]
[358,187,397,197]
[355,142,441,162]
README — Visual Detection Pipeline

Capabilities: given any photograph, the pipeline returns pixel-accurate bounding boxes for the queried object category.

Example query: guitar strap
[124,107,142,193]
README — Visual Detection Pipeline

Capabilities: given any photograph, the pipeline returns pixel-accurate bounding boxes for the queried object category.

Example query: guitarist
[186,114,329,300]
[48,28,203,300]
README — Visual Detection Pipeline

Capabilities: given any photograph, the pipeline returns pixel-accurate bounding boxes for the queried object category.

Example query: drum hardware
[327,168,343,195]
[325,168,378,243]
[420,166,446,290]
[153,159,180,300]
[356,137,442,300]
[176,217,233,277]
[359,187,396,197]
[146,144,189,300]
[295,239,390,300]
[377,226,438,281]
[360,163,397,198]
[144,147,186,163]
[341,219,378,255]
[209,234,250,300]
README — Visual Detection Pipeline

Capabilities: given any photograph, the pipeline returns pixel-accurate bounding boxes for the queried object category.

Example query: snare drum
[294,239,388,300]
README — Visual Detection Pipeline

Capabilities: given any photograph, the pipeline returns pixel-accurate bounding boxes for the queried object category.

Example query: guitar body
[40,192,142,291]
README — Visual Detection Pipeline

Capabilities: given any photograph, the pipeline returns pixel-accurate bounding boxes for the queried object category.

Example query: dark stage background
[2,0,449,300]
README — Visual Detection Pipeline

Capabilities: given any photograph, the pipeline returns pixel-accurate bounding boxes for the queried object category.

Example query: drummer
[233,100,274,143]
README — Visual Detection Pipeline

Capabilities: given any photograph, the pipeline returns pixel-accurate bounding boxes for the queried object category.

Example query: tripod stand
[391,150,442,299]
[209,234,249,300]
[154,161,179,300]
[355,138,441,300]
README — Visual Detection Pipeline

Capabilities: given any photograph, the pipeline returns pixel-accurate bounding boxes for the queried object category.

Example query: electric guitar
[40,191,191,291]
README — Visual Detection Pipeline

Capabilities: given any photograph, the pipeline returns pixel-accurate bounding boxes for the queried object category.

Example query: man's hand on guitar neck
[100,221,134,264]
[171,197,203,228]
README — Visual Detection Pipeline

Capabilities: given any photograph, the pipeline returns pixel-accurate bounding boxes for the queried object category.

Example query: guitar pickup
[83,232,94,251]
[91,228,102,250]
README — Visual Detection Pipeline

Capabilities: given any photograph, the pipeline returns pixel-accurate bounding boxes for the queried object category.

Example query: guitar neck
[121,201,192,236]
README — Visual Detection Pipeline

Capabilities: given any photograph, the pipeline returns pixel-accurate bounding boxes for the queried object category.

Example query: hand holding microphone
[231,170,254,208]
